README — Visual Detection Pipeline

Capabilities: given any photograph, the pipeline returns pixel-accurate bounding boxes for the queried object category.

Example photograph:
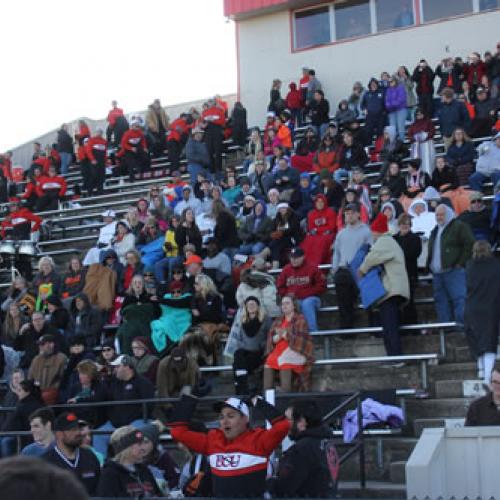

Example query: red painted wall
[224,0,288,18]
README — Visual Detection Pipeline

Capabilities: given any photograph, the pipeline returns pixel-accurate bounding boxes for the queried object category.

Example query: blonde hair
[38,256,55,269]
[127,274,145,295]
[241,298,265,323]
[194,273,220,299]
[472,240,492,260]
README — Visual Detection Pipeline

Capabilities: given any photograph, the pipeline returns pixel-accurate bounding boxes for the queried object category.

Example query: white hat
[277,202,289,210]
[101,209,116,218]
[213,397,249,418]
[266,111,276,119]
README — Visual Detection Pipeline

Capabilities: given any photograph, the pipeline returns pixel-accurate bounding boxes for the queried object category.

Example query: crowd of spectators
[0,42,499,498]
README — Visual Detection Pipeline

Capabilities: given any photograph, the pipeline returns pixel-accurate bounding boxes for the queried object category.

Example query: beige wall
[11,94,237,169]
[238,9,500,127]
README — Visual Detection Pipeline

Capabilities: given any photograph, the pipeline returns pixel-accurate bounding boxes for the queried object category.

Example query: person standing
[85,127,107,196]
[106,100,124,144]
[145,99,169,158]
[331,202,372,328]
[412,59,435,118]
[202,99,226,177]
[437,88,471,150]
[358,213,410,358]
[57,124,74,175]
[268,399,338,498]
[385,76,407,141]
[309,90,330,139]
[464,241,500,385]
[43,412,101,496]
[427,204,474,324]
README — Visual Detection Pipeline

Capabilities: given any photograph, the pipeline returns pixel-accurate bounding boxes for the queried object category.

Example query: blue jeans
[432,268,466,324]
[94,419,149,457]
[313,123,329,140]
[468,171,500,192]
[187,163,208,185]
[298,296,321,331]
[388,108,407,141]
[238,242,266,255]
[154,256,181,283]
[59,152,72,175]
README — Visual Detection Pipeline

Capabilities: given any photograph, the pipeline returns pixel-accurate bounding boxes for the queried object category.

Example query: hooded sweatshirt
[286,82,302,110]
[307,194,337,236]
[408,198,436,239]
[361,78,386,115]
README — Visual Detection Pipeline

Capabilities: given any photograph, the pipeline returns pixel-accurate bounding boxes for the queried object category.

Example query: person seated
[469,86,498,138]
[290,127,319,173]
[130,337,159,385]
[465,362,500,426]
[266,188,280,219]
[1,199,42,243]
[32,256,62,311]
[117,275,159,355]
[226,296,272,395]
[432,156,470,215]
[238,201,273,256]
[46,296,70,335]
[469,131,500,192]
[221,175,241,207]
[1,302,30,347]
[267,203,303,269]
[381,202,400,234]
[111,221,136,266]
[347,167,373,219]
[83,210,118,266]
[289,172,318,221]
[273,158,300,199]
[60,256,87,302]
[276,246,326,332]
[373,186,404,219]
[174,185,202,217]
[191,273,224,330]
[21,166,43,210]
[317,169,345,211]
[0,380,44,457]
[203,238,232,276]
[235,193,257,224]
[263,295,314,393]
[21,407,55,457]
[335,130,368,183]
[381,161,407,198]
[408,198,436,240]
[35,164,67,212]
[28,334,67,405]
[300,194,337,267]
[118,118,150,182]
[248,159,273,198]
[67,293,103,349]
[242,128,263,172]
[337,188,369,230]
[153,214,181,284]
[458,191,492,240]
[96,340,118,382]
[121,249,144,291]
[400,158,432,211]
[312,134,341,175]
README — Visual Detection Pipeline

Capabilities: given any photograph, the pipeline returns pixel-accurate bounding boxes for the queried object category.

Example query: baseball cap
[344,202,360,212]
[112,429,146,455]
[266,111,276,119]
[476,87,487,94]
[290,247,305,258]
[37,334,56,345]
[101,209,116,218]
[214,397,250,418]
[110,354,136,369]
[184,254,203,266]
[54,412,80,432]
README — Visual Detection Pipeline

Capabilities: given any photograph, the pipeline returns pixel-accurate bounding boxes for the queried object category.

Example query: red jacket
[277,261,326,299]
[286,83,302,110]
[77,144,88,162]
[167,117,189,143]
[120,129,147,153]
[465,61,487,87]
[107,107,124,127]
[33,156,52,175]
[0,155,12,180]
[22,181,39,200]
[76,124,90,141]
[307,195,337,236]
[86,136,108,163]
[202,106,226,127]
[171,410,289,497]
[1,208,42,238]
[36,175,67,197]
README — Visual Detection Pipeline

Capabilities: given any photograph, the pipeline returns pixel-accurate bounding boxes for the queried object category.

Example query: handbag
[358,267,386,308]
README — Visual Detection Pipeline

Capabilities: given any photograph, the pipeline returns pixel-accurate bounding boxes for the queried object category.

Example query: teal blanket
[150,293,192,353]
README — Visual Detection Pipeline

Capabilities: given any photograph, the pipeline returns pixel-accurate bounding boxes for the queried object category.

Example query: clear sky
[0,0,236,151]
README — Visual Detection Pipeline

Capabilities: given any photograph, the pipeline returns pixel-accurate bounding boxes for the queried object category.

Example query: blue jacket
[437,100,471,137]
[186,137,210,167]
[385,84,407,112]
[361,80,386,115]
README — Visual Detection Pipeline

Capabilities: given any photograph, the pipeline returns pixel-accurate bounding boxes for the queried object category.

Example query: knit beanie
[370,213,388,234]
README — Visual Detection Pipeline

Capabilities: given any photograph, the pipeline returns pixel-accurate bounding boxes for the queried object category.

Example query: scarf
[242,317,262,338]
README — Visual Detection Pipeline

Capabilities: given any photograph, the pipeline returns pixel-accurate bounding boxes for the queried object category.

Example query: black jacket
[57,129,74,154]
[438,100,471,137]
[96,460,161,498]
[14,323,64,368]
[339,143,368,170]
[43,446,101,496]
[394,231,422,282]
[103,374,155,427]
[270,425,338,498]
[309,98,330,126]
[215,211,240,248]
[191,292,224,324]
[68,293,103,348]
[1,393,43,432]
[175,224,203,254]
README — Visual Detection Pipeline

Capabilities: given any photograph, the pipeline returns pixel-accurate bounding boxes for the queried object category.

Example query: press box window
[420,0,473,22]
[334,0,371,41]
[294,6,331,49]
[376,0,415,32]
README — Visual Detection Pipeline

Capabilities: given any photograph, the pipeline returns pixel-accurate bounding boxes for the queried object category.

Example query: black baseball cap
[54,412,80,432]
[290,247,305,258]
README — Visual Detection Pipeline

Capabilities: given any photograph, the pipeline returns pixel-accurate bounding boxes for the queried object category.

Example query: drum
[0,240,16,255]
[18,240,37,257]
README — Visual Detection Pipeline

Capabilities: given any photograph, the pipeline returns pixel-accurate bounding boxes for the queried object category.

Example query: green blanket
[117,302,157,355]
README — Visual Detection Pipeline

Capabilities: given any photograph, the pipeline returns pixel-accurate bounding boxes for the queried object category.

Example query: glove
[167,394,199,426]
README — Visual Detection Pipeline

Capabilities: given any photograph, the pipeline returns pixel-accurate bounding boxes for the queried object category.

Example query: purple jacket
[385,84,407,112]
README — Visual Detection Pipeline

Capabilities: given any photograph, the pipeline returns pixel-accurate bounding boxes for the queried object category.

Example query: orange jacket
[276,124,292,149]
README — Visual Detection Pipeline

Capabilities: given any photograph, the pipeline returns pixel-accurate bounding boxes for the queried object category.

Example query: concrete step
[389,461,406,484]
[429,361,476,381]
[338,480,405,499]
[405,397,472,421]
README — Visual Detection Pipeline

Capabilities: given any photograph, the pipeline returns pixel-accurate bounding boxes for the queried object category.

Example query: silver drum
[18,240,37,256]
[0,240,16,255]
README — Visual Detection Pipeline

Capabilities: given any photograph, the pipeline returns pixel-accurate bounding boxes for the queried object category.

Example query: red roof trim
[224,0,288,18]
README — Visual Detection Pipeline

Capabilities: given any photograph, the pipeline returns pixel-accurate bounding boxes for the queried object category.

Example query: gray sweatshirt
[332,223,372,270]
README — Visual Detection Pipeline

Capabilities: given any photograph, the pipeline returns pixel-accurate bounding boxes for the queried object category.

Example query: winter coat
[464,61,487,87]
[249,171,274,198]
[156,354,199,398]
[145,106,169,134]
[96,460,161,498]
[464,256,500,356]
[1,393,43,432]
[361,80,386,115]
[385,84,407,112]
[231,105,248,147]
[236,271,280,317]
[57,128,73,154]
[309,98,330,126]
[273,166,300,192]
[191,292,224,324]
[458,207,492,240]
[394,231,422,282]
[238,214,273,244]
[83,263,117,311]
[295,136,319,156]
[412,66,435,95]
[476,140,500,176]
[14,323,62,369]
[60,269,87,299]
[335,102,357,125]
[271,425,338,498]
[339,143,368,170]
[445,141,476,166]
[277,261,326,299]
[215,211,240,248]
[359,233,410,303]
[28,351,67,391]
[186,137,210,167]
[427,218,475,271]
[435,63,464,94]
[68,293,104,348]
[286,83,302,110]
[437,100,471,137]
